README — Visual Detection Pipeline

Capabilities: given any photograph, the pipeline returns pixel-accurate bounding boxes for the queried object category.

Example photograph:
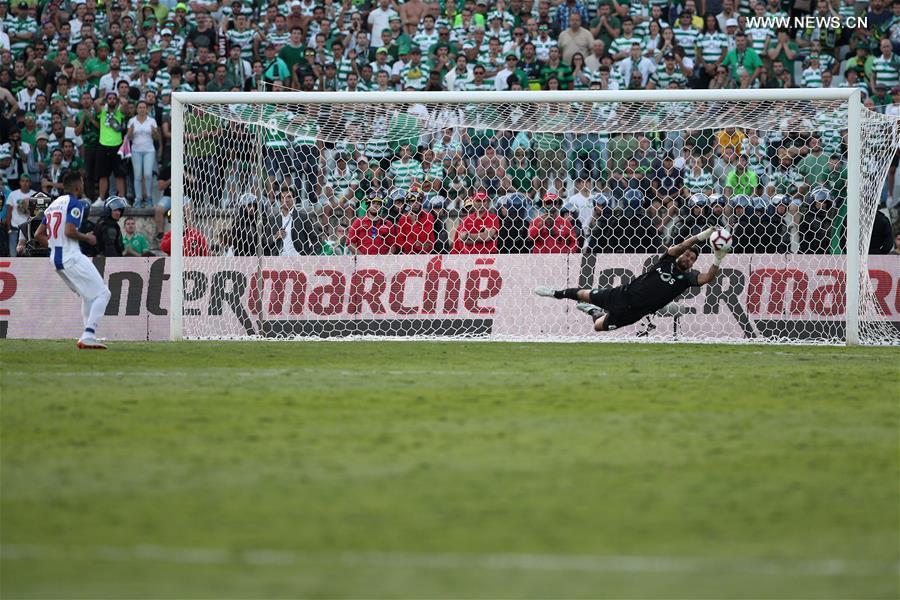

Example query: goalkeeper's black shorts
[588,286,647,329]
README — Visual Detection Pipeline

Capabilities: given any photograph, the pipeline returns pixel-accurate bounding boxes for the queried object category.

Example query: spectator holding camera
[395,186,436,254]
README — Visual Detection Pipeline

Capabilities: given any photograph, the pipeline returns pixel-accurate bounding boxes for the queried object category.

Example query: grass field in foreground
[1,340,898,599]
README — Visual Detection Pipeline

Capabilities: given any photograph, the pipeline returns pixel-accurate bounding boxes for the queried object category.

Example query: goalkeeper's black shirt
[624,252,700,314]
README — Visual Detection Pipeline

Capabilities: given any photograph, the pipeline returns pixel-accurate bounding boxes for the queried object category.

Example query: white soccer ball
[709,228,733,252]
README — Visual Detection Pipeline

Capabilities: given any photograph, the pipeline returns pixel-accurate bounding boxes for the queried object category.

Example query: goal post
[169,89,898,345]
[844,89,861,346]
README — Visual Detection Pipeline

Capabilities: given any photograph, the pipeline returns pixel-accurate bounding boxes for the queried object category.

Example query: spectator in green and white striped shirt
[634,5,668,38]
[685,156,714,193]
[399,47,429,90]
[808,41,837,74]
[6,4,37,59]
[673,11,699,56]
[464,64,494,91]
[414,15,440,52]
[388,145,424,192]
[610,17,640,60]
[326,152,360,201]
[801,55,823,88]
[330,41,355,88]
[746,2,772,55]
[696,14,729,85]
[872,38,900,91]
[648,52,688,89]
[225,13,259,62]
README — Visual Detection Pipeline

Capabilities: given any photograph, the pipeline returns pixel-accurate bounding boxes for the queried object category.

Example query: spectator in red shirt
[347,196,395,255]
[160,204,209,256]
[528,192,579,253]
[452,191,500,254]
[395,187,435,254]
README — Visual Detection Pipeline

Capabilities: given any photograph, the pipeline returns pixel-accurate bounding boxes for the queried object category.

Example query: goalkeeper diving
[535,226,730,332]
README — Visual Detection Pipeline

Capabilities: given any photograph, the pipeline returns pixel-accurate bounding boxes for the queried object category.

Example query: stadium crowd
[1,0,899,257]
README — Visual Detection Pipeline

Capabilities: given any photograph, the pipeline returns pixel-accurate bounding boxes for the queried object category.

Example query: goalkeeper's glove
[696,226,716,242]
[713,247,729,266]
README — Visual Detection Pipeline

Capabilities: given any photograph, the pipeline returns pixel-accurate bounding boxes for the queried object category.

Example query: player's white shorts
[55,254,109,301]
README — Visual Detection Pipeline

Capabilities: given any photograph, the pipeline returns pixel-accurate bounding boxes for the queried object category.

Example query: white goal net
[169,90,900,345]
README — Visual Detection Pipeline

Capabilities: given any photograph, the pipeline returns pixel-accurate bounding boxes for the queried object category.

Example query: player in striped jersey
[34,172,111,349]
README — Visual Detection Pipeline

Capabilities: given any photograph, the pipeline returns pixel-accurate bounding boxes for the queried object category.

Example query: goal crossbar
[173,88,858,106]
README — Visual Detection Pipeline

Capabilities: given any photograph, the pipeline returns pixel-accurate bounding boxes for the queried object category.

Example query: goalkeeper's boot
[533,286,556,298]
[77,336,108,350]
[575,302,604,321]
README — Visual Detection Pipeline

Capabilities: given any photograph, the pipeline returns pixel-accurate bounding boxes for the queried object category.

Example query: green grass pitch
[1,340,898,599]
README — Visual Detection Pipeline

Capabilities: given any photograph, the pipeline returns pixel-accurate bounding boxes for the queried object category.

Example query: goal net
[169,90,900,345]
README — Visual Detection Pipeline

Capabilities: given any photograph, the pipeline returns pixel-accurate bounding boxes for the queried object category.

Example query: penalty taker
[535,226,730,333]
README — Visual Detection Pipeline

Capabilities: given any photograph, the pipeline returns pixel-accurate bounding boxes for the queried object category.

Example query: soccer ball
[709,228,733,252]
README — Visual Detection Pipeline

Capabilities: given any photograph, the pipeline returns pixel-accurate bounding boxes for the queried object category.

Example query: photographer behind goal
[16,192,52,257]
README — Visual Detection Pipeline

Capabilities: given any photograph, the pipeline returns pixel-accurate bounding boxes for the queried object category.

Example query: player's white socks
[81,297,92,329]
[82,288,111,340]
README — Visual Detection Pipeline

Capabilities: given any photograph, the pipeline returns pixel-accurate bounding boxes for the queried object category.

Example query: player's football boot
[77,337,108,350]
[533,286,556,298]
[575,302,603,320]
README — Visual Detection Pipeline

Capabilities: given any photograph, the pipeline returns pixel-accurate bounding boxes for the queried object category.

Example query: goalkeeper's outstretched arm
[698,247,729,285]
[666,226,716,257]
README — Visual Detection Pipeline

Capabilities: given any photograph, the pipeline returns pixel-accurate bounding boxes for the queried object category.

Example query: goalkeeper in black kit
[535,226,729,332]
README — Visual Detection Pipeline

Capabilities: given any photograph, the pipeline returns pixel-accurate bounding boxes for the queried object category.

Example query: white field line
[1,545,897,577]
[1,368,485,379]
